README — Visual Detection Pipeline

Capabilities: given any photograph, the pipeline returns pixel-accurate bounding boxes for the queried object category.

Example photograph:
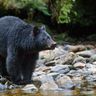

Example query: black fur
[0,16,56,85]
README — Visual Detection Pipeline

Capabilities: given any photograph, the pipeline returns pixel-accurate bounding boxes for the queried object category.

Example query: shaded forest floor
[54,32,96,47]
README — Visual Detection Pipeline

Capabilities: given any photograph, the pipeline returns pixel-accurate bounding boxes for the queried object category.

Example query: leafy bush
[50,0,74,23]
[0,0,50,16]
[50,0,96,26]
[58,0,73,23]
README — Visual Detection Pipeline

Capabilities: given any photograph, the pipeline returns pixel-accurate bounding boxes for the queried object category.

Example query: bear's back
[0,16,28,56]
[0,16,27,35]
[0,16,26,25]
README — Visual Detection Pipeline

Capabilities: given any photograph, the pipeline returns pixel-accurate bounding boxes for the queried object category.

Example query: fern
[1,0,50,16]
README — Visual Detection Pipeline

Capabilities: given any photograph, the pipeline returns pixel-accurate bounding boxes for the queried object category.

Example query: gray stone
[85,63,96,74]
[39,50,55,61]
[73,56,86,64]
[5,81,21,89]
[40,81,59,90]
[64,45,86,52]
[73,62,86,69]
[76,49,96,58]
[51,65,70,74]
[90,54,96,62]
[53,46,67,58]
[36,59,46,67]
[22,84,38,93]
[72,76,83,88]
[39,46,67,62]
[93,61,96,65]
[35,66,51,73]
[56,74,74,89]
[67,69,83,77]
[33,71,45,77]
[56,52,76,65]
[33,75,55,84]
[87,66,96,74]
[47,73,59,79]
[85,75,96,82]
[0,83,7,90]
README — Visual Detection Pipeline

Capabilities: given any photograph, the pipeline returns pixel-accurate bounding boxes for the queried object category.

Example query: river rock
[40,81,59,90]
[90,54,96,62]
[88,67,96,74]
[33,71,45,77]
[76,49,96,58]
[33,75,55,84]
[72,56,86,64]
[64,45,86,52]
[56,74,74,89]
[39,50,55,61]
[47,73,59,79]
[53,46,67,58]
[85,44,95,49]
[93,61,96,65]
[73,62,86,69]
[36,59,46,67]
[56,52,76,65]
[67,69,83,77]
[0,83,7,90]
[22,84,38,93]
[85,75,96,82]
[35,66,51,73]
[72,76,83,88]
[51,65,70,74]
[39,46,67,62]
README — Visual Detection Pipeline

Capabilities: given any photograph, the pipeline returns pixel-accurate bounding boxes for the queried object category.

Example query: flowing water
[0,88,96,96]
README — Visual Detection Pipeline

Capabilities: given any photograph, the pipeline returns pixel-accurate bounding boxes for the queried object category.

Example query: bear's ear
[33,26,39,36]
[40,25,46,30]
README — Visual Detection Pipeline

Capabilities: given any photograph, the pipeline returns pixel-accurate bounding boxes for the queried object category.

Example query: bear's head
[33,25,56,51]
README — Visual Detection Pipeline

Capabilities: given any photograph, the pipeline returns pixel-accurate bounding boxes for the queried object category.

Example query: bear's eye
[42,38,45,41]
[47,36,50,40]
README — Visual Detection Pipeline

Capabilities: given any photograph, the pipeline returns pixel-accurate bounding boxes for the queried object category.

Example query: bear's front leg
[21,53,38,84]
[6,46,22,84]
[0,56,9,77]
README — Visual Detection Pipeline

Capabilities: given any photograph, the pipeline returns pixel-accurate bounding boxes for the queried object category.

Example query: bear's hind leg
[6,46,22,84]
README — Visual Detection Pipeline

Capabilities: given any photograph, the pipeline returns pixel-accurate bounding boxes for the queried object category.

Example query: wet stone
[51,65,70,74]
[22,84,38,93]
[73,62,86,69]
[56,74,75,89]
[40,81,59,91]
[76,50,96,58]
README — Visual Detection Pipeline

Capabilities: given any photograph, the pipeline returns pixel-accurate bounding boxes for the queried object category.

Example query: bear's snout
[48,40,57,49]
[51,41,57,49]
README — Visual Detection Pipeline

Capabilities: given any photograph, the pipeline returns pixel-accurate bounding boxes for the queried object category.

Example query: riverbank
[0,43,96,94]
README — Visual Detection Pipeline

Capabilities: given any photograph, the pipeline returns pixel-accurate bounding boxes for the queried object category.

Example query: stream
[0,88,96,96]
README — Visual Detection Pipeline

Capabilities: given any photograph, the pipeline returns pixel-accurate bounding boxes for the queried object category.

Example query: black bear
[0,16,56,85]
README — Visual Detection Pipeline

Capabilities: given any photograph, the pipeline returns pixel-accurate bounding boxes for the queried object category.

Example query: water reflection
[0,88,96,96]
[41,90,74,96]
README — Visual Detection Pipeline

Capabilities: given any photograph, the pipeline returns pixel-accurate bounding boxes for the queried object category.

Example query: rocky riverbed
[0,44,96,94]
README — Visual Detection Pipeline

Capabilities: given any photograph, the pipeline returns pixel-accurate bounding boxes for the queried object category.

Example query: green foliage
[50,0,96,26]
[30,0,51,16]
[58,0,73,23]
[1,0,50,16]
[1,0,96,26]
[50,0,74,24]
